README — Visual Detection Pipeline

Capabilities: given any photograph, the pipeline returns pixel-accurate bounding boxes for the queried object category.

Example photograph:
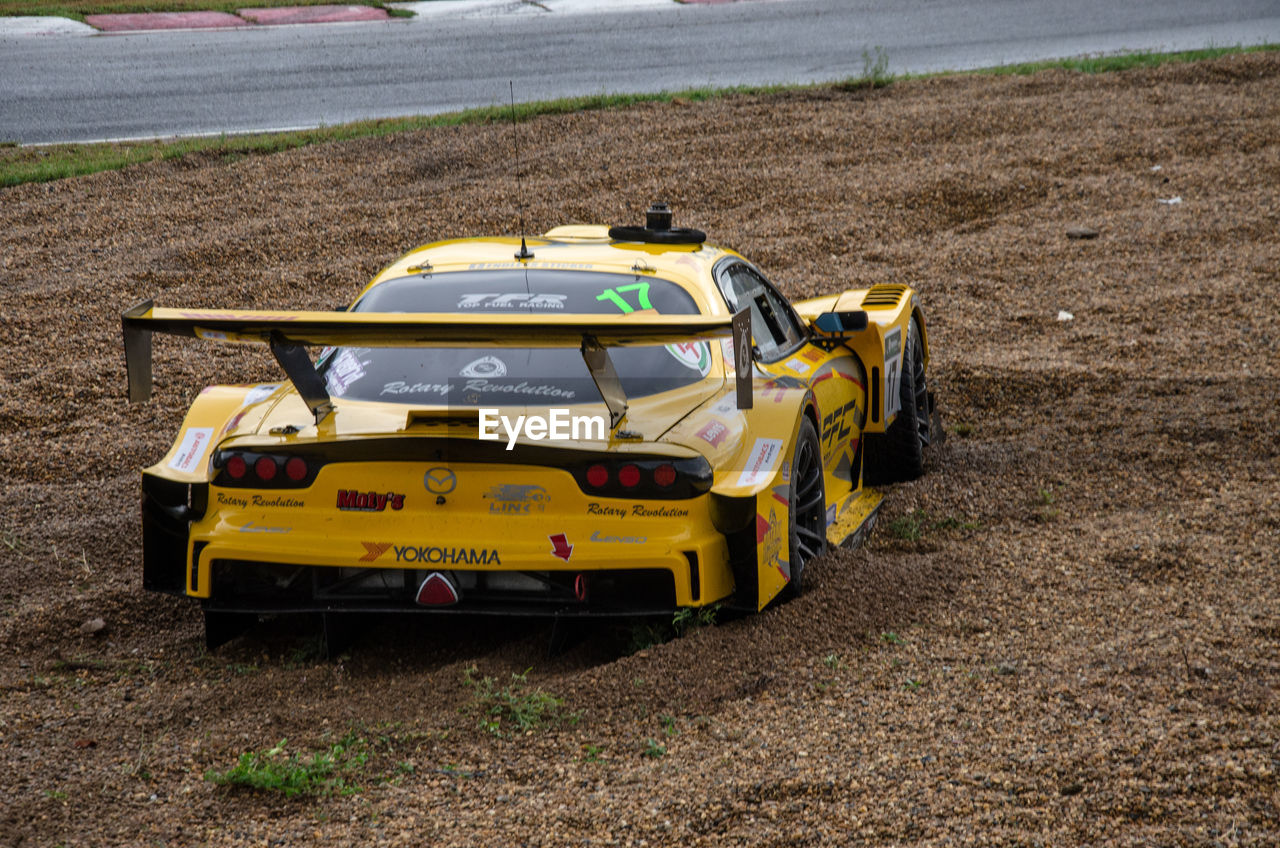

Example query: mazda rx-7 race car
[123,204,940,648]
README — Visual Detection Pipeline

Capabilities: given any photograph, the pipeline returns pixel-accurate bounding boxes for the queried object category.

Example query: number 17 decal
[597,282,652,313]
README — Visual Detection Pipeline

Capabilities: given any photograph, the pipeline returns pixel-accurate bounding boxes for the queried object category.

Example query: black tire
[784,417,827,598]
[864,317,934,485]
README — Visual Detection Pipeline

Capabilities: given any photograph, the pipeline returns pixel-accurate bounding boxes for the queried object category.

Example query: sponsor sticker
[457,293,567,310]
[242,384,280,406]
[337,490,406,511]
[215,492,305,509]
[586,503,690,518]
[784,357,811,375]
[381,381,451,397]
[361,541,500,565]
[484,484,550,514]
[325,349,366,395]
[168,427,213,473]
[459,355,507,378]
[712,397,737,416]
[239,522,290,534]
[720,336,735,365]
[696,419,730,447]
[590,530,647,544]
[463,379,575,400]
[549,533,574,561]
[760,507,782,570]
[883,327,903,420]
[665,341,712,376]
[736,438,784,488]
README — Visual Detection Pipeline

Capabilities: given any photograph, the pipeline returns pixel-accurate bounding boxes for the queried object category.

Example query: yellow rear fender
[664,383,814,611]
[799,285,922,434]
[147,383,284,483]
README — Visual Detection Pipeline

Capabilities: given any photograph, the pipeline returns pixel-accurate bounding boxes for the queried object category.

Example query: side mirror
[813,310,869,335]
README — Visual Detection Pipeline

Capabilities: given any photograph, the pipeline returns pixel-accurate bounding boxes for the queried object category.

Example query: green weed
[673,604,719,635]
[659,714,678,737]
[642,738,667,759]
[205,734,367,797]
[888,512,923,541]
[463,666,573,738]
[889,509,980,540]
[862,46,891,87]
[880,631,906,646]
[1035,486,1061,522]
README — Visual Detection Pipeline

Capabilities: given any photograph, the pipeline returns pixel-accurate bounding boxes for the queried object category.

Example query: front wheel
[784,417,827,598]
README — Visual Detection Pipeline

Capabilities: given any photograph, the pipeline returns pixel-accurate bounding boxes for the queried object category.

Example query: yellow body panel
[187,459,730,607]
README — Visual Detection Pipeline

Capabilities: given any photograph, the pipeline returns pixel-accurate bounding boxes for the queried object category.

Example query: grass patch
[462,666,574,738]
[4,44,1276,190]
[205,733,368,797]
[0,85,790,189]
[971,44,1280,76]
[1034,486,1061,522]
[888,509,980,541]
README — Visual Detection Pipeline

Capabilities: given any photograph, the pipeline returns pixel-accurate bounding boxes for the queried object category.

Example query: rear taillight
[255,456,277,482]
[586,464,609,488]
[572,457,712,499]
[213,450,321,488]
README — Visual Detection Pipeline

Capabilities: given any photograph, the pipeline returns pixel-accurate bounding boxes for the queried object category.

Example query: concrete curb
[0,0,705,37]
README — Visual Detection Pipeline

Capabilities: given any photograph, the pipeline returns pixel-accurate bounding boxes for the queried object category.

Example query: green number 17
[597,282,653,313]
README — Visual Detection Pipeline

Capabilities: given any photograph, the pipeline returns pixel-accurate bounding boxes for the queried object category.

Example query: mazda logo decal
[423,467,457,494]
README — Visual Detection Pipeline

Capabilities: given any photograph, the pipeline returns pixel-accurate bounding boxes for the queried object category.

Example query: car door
[713,260,868,510]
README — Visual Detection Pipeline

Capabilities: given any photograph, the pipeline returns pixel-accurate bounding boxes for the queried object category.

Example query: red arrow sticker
[549,533,574,561]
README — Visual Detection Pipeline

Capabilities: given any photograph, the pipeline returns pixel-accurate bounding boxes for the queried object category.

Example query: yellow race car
[123,203,940,648]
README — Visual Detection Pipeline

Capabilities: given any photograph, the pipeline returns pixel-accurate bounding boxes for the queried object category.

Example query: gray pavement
[2,0,1278,144]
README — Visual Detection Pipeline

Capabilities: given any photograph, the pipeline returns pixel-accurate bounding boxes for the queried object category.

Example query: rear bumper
[201,561,683,616]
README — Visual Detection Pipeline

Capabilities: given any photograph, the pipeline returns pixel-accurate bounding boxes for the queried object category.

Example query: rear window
[318,269,715,406]
[356,268,700,315]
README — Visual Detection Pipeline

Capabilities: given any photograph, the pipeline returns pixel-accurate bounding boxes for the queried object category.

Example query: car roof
[360,225,743,316]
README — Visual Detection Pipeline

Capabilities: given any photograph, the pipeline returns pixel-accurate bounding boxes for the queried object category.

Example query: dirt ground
[1,53,1277,847]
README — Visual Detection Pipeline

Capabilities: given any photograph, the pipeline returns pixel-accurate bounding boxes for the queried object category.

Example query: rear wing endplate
[122,301,753,428]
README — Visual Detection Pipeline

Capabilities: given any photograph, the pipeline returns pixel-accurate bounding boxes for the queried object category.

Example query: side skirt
[826,488,885,550]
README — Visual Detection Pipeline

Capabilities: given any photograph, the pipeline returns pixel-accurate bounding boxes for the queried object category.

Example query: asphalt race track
[3,0,1280,143]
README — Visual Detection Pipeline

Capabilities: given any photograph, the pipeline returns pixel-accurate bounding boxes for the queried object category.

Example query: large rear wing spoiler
[122,301,754,429]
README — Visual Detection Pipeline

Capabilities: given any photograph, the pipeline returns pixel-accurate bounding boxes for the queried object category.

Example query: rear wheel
[864,317,935,484]
[785,418,827,597]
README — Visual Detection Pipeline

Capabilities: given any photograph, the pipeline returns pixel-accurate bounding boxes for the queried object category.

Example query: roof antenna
[510,81,534,261]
